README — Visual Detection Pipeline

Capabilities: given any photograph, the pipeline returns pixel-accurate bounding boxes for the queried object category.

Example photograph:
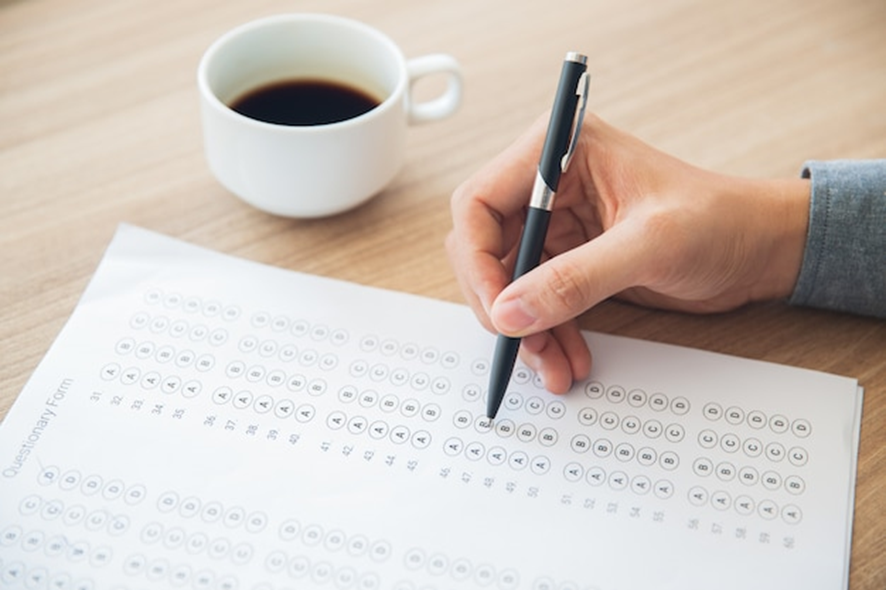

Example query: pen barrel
[538,57,587,190]
[487,207,551,418]
[512,207,552,279]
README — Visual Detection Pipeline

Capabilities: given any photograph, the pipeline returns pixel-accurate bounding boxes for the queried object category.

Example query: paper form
[0,224,863,590]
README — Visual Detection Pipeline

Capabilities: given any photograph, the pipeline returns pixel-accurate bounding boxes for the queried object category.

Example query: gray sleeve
[788,159,886,318]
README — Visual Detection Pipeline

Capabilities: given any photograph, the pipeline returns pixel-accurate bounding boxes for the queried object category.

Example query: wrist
[748,177,811,301]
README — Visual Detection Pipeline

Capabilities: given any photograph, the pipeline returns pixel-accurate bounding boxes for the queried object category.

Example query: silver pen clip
[560,71,590,173]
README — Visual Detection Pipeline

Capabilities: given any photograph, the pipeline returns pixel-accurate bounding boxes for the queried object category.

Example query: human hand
[446,113,810,393]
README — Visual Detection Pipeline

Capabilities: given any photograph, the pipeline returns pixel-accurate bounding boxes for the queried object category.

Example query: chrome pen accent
[565,51,588,65]
[529,171,556,210]
[562,71,590,173]
[528,70,590,212]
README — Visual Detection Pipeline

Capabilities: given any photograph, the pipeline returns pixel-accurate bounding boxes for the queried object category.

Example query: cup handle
[405,54,463,125]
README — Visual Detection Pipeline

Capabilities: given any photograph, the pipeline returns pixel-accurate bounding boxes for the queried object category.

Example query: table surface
[2,0,884,585]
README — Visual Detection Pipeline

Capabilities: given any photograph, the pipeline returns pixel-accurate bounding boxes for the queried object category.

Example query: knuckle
[542,258,592,315]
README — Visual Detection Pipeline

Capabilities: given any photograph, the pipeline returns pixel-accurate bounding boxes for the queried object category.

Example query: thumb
[489,223,645,336]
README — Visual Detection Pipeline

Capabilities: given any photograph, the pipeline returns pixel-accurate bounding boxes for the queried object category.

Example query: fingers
[446,115,550,327]
[518,320,592,393]
[490,220,648,337]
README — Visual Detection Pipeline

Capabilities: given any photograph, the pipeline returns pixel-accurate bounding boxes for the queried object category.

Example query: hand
[445,113,810,393]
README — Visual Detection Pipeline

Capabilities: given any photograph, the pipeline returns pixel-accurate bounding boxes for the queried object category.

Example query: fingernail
[493,297,536,334]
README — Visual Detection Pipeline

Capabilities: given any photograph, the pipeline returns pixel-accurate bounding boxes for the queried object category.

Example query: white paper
[0,224,863,590]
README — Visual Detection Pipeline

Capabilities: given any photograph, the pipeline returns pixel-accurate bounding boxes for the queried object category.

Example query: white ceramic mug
[198,14,462,218]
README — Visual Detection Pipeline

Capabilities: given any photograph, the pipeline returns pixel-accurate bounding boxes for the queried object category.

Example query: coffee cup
[198,14,462,218]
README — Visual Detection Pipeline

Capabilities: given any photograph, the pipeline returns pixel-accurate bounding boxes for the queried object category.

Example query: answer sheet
[0,225,863,590]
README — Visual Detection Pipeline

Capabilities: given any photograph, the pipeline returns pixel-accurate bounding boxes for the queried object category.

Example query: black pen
[486,52,590,420]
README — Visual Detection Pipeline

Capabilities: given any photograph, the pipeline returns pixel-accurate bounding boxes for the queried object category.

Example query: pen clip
[560,71,590,173]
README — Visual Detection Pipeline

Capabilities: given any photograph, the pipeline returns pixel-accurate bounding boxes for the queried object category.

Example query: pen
[486,52,590,420]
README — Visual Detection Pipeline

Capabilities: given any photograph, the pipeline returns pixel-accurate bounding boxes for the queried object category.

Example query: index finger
[448,116,550,319]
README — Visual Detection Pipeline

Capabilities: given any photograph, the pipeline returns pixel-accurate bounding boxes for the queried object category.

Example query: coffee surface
[230,79,380,126]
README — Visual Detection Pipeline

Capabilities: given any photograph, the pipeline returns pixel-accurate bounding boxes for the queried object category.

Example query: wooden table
[2,0,884,586]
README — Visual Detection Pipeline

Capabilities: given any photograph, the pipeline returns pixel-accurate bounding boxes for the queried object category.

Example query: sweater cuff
[789,159,886,318]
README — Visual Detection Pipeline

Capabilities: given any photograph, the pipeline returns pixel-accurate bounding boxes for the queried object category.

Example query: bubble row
[576,408,686,442]
[36,466,146,505]
[0,557,96,590]
[123,553,239,589]
[697,430,808,466]
[403,548,520,590]
[687,486,803,524]
[584,382,690,416]
[249,313,349,345]
[327,410,433,449]
[116,338,219,370]
[102,362,204,398]
[568,437,681,472]
[143,288,240,322]
[443,437,552,475]
[562,463,675,499]
[264,551,379,589]
[702,403,811,438]
[691,458,806,495]
[18,495,130,536]
[155,491,268,533]
[128,314,230,346]
[277,519,390,561]
[140,522,253,565]
[453,411,560,447]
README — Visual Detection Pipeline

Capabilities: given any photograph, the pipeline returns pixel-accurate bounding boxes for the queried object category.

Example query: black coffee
[229,79,381,126]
